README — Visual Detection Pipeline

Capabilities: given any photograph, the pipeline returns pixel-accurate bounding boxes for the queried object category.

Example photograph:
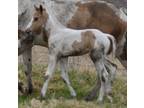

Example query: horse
[18,0,126,101]
[66,0,127,100]
[25,4,117,102]
[18,29,34,94]
[67,0,127,68]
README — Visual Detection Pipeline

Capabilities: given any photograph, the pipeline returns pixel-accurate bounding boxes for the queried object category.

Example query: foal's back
[50,28,113,57]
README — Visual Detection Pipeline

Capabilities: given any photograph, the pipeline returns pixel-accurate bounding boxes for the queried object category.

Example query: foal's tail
[107,35,117,59]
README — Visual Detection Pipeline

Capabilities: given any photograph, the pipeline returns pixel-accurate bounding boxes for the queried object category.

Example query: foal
[26,5,116,102]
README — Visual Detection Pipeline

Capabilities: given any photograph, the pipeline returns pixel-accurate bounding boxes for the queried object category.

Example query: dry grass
[18,64,127,108]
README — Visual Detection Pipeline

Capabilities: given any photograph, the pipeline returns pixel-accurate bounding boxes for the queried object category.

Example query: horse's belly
[61,47,90,57]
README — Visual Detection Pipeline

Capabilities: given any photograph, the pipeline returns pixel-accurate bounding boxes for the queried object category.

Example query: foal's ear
[39,5,43,13]
[34,5,39,11]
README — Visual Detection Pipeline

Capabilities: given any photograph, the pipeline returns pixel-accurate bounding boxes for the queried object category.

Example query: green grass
[18,64,127,108]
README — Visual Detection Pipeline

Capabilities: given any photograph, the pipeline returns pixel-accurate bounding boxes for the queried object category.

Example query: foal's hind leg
[85,71,101,101]
[95,61,106,102]
[95,60,113,103]
[60,57,76,97]
[22,48,33,94]
[89,50,106,102]
[104,59,117,102]
[102,65,113,102]
[85,58,116,101]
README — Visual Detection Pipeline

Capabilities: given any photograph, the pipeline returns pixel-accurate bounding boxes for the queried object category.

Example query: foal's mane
[45,2,66,29]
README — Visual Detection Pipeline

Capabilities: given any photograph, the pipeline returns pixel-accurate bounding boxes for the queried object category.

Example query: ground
[18,64,127,108]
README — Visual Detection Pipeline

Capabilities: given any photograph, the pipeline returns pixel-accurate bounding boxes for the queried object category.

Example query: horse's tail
[107,35,117,59]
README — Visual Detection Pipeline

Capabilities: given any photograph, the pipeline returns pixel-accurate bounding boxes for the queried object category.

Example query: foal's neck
[46,9,66,34]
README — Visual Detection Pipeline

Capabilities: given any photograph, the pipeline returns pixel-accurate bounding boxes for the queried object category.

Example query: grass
[18,64,127,108]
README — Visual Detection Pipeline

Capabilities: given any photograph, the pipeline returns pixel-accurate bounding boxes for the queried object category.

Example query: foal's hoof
[84,94,96,101]
[40,93,46,101]
[96,99,104,105]
[40,96,45,101]
[71,91,77,98]
[107,95,113,103]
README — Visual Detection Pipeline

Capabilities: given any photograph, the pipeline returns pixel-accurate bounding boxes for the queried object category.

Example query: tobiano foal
[26,5,117,102]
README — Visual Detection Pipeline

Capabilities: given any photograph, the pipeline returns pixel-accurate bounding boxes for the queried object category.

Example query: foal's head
[26,5,48,35]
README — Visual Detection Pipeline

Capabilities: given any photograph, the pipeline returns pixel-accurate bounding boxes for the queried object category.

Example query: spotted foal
[26,5,117,102]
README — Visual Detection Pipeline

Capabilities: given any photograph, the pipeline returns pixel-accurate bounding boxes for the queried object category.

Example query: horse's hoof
[18,82,24,93]
[27,86,33,94]
[25,86,33,95]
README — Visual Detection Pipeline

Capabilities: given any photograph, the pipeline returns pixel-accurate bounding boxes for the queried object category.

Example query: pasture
[18,64,127,108]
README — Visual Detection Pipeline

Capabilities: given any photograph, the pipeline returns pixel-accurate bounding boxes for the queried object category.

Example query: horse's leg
[18,81,24,93]
[102,65,113,103]
[92,58,114,102]
[117,33,127,69]
[85,72,101,101]
[41,54,57,98]
[85,59,116,101]
[104,59,117,83]
[95,62,106,103]
[60,57,76,97]
[104,59,117,102]
[85,50,102,101]
[22,48,33,94]
[86,50,106,102]
[94,59,113,103]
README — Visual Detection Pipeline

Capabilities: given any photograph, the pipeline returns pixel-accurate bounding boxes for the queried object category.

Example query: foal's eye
[34,17,38,21]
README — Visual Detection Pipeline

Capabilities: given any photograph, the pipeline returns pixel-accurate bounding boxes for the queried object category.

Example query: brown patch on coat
[72,31,95,53]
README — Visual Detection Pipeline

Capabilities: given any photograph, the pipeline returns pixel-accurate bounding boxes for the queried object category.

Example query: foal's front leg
[22,48,33,94]
[41,54,57,98]
[60,57,76,97]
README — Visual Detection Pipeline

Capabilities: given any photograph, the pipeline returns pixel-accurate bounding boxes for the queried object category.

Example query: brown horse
[67,0,127,67]
[66,0,127,101]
